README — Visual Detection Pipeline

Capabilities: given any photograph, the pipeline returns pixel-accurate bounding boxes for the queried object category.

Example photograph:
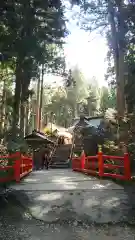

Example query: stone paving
[11,169,135,224]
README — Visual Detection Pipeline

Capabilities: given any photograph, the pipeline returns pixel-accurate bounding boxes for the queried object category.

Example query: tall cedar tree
[71,0,135,116]
[0,0,67,138]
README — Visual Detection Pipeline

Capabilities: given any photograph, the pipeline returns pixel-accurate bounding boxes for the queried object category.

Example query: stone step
[52,156,69,160]
[51,144,71,166]
[49,163,70,169]
[51,159,69,162]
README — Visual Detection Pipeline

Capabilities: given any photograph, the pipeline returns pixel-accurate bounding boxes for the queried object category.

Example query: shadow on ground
[9,169,135,225]
[1,174,135,240]
[1,190,135,240]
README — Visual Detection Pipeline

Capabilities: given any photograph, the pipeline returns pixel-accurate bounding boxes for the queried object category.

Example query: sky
[64,20,108,87]
[44,7,108,88]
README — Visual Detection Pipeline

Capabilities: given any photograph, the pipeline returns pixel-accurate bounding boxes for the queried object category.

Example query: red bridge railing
[72,149,131,181]
[0,152,33,183]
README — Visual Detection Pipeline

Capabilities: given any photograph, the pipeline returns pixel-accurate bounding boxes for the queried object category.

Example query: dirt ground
[0,193,135,240]
[1,169,135,239]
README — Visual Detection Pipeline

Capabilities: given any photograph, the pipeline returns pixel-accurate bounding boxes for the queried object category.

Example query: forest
[30,68,116,129]
[0,0,135,155]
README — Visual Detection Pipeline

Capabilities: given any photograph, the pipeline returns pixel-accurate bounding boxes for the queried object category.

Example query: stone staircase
[49,144,72,168]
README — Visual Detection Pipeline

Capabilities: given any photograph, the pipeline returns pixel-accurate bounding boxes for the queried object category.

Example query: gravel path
[11,170,135,224]
[1,169,135,239]
[0,194,135,240]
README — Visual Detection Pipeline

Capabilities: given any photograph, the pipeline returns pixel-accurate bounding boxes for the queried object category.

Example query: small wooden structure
[25,130,55,170]
[25,130,55,145]
[70,113,119,159]
[70,115,105,158]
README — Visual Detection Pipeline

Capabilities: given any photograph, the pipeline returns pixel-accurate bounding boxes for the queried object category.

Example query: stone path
[11,169,135,224]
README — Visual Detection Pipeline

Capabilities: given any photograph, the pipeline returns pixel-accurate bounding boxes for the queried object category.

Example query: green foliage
[103,140,122,156]
[0,0,68,139]
[44,128,58,137]
[7,138,28,154]
[0,0,67,62]
[0,0,68,183]
[125,47,135,113]
[42,67,89,126]
[35,66,118,129]
[87,84,98,116]
[41,67,106,127]
[100,87,109,113]
[71,0,135,116]
[100,87,116,113]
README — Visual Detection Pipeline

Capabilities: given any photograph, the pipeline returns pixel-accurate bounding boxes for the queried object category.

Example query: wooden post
[124,153,131,180]
[98,145,103,177]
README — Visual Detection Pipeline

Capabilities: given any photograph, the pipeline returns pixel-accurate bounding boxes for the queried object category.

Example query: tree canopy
[0,0,135,155]
[29,66,115,129]
[0,0,67,141]
[70,0,135,117]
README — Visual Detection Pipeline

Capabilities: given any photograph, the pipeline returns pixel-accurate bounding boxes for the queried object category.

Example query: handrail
[72,150,131,181]
[0,152,33,183]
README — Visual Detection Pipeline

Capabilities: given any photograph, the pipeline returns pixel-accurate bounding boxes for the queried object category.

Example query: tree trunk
[20,83,26,138]
[39,64,44,131]
[25,98,31,135]
[20,101,25,137]
[25,101,29,136]
[117,49,125,118]
[32,99,37,129]
[117,0,126,117]
[73,102,78,118]
[108,0,125,117]
[0,66,8,137]
[36,75,41,130]
[87,98,92,116]
[0,78,6,136]
[12,63,22,139]
[19,68,31,136]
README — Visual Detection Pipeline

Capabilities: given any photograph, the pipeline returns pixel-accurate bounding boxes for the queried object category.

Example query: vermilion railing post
[21,155,23,175]
[71,157,73,170]
[31,158,33,171]
[98,145,104,177]
[32,156,34,170]
[81,150,85,171]
[124,153,131,180]
[14,152,21,182]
